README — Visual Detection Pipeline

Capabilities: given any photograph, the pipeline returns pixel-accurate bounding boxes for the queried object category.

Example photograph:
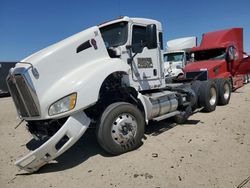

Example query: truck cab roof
[98,16,162,30]
[191,28,243,53]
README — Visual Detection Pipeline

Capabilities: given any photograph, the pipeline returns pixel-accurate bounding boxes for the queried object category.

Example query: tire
[190,81,203,110]
[215,78,231,105]
[96,102,145,155]
[199,80,218,112]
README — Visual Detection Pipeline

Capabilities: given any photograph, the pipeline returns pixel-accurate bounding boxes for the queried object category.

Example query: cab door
[130,24,162,89]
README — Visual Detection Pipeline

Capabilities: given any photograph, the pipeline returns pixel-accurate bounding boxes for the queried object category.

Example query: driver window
[132,25,146,53]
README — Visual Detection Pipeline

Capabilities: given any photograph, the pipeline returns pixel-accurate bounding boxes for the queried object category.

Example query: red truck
[183,28,250,105]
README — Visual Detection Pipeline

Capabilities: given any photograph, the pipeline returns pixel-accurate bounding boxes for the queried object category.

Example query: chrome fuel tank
[142,91,178,120]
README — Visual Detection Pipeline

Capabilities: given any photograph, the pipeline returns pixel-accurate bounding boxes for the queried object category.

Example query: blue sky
[1,0,250,61]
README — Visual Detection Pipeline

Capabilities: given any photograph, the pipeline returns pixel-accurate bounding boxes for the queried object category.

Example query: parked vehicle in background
[183,28,248,92]
[7,17,250,173]
[243,54,250,83]
[0,62,16,96]
[243,74,250,83]
[163,37,196,82]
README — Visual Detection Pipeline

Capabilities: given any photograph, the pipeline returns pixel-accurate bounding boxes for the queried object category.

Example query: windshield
[100,21,128,48]
[164,52,184,62]
[192,48,226,61]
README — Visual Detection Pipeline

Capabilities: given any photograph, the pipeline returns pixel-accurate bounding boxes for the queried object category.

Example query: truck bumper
[15,111,90,172]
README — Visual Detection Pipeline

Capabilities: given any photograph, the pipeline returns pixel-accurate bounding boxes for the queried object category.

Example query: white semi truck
[8,16,246,172]
[163,37,196,80]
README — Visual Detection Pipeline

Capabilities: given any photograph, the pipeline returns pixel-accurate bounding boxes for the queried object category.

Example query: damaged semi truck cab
[7,17,250,172]
[163,37,197,80]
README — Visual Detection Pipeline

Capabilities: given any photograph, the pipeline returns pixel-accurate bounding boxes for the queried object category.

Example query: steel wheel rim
[223,83,230,100]
[111,113,137,145]
[209,87,217,106]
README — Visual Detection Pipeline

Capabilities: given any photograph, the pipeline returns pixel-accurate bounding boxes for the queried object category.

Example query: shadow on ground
[145,118,200,136]
[18,116,201,174]
[0,93,10,98]
[21,128,110,174]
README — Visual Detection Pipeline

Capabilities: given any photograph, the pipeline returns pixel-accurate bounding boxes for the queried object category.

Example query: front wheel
[96,102,145,155]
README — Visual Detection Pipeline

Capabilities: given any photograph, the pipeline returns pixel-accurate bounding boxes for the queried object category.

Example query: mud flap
[15,111,90,172]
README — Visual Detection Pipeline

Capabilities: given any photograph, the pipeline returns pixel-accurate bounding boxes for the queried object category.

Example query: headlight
[48,93,77,116]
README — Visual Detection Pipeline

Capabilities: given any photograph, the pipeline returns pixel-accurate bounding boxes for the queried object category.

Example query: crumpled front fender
[15,111,90,172]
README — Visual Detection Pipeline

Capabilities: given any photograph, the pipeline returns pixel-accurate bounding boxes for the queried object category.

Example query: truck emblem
[91,39,98,50]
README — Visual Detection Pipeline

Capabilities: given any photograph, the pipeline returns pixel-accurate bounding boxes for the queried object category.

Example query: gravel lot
[0,84,250,188]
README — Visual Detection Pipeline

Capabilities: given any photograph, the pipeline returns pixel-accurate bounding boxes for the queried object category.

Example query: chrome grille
[7,73,40,117]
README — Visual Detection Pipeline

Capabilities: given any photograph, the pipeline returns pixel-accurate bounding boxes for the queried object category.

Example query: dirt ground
[0,84,250,188]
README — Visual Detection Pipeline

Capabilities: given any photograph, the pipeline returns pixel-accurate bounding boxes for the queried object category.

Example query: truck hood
[13,26,130,119]
[20,26,108,83]
[184,60,225,72]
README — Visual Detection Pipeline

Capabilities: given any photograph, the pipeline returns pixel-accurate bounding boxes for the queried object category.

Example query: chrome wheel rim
[209,87,217,106]
[111,113,137,145]
[223,83,230,100]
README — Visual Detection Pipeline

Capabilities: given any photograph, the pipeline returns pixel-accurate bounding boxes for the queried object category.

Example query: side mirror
[226,46,235,62]
[146,24,157,49]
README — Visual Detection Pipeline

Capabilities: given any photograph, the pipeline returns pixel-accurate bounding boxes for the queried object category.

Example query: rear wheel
[96,102,145,155]
[199,80,218,112]
[215,78,231,105]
